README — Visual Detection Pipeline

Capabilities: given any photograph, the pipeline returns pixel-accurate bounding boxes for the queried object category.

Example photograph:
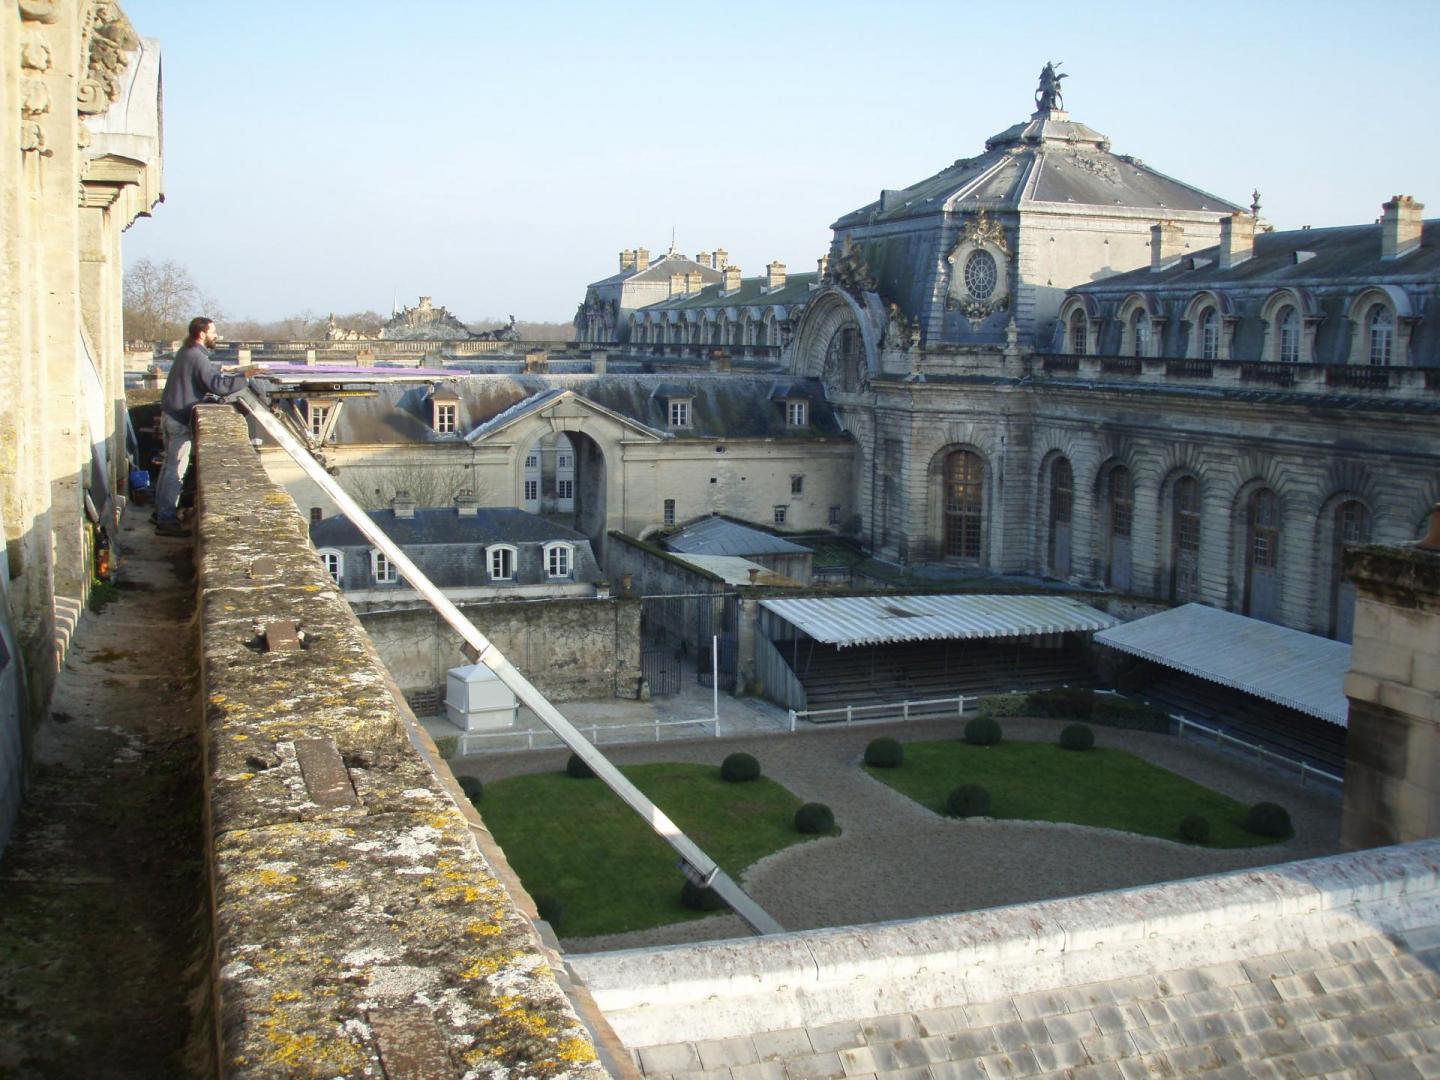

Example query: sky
[119,0,1440,325]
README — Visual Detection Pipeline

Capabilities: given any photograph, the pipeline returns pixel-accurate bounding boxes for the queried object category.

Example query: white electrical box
[444,663,518,732]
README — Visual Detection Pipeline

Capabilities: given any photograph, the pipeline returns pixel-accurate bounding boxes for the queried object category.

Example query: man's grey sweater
[161,342,249,425]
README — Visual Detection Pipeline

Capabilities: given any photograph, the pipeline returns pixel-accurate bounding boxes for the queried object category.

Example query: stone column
[1339,513,1440,849]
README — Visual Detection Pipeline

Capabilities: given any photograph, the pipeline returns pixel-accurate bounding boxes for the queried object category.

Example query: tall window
[1068,310,1088,355]
[773,505,787,526]
[434,401,458,433]
[663,498,675,526]
[310,507,323,524]
[557,453,572,470]
[524,452,539,469]
[668,399,691,427]
[556,478,573,500]
[523,479,538,502]
[790,475,804,497]
[1171,476,1200,601]
[545,544,572,578]
[829,505,841,527]
[1106,466,1133,589]
[943,450,984,560]
[371,550,396,584]
[319,550,342,585]
[785,400,808,426]
[1130,310,1150,358]
[1248,489,1279,571]
[308,404,330,439]
[487,545,515,581]
[1047,457,1073,577]
[1368,304,1394,366]
[1198,308,1219,360]
[1277,306,1300,363]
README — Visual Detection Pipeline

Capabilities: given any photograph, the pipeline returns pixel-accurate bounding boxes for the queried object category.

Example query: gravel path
[462,717,1342,955]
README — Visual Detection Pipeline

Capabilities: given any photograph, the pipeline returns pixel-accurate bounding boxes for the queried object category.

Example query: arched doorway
[1047,456,1073,578]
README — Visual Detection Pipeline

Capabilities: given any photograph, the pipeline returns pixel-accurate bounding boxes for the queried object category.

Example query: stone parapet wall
[573,840,1440,1051]
[193,405,606,1078]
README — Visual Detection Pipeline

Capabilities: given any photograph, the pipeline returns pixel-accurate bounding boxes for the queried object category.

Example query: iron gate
[639,592,738,697]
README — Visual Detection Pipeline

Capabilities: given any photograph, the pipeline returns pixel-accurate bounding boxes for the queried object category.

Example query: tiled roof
[664,516,812,557]
[310,505,586,547]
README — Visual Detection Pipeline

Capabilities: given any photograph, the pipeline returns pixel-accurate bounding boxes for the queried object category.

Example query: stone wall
[1341,535,1440,848]
[360,594,643,706]
[192,406,608,1077]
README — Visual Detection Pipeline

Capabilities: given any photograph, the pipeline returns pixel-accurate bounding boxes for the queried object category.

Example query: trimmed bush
[946,784,991,818]
[864,737,905,768]
[976,693,1030,718]
[565,753,594,779]
[794,802,836,834]
[680,879,727,911]
[1092,695,1170,733]
[457,775,484,802]
[1244,802,1293,839]
[533,893,564,926]
[720,752,761,783]
[963,716,1003,746]
[1180,814,1211,844]
[1059,723,1095,751]
[1026,688,1095,720]
[433,736,458,760]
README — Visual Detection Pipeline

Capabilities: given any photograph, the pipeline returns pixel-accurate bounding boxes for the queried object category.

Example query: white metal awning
[1094,604,1351,727]
[759,594,1116,648]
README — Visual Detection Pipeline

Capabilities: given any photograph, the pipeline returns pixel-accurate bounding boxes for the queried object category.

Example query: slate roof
[833,107,1239,229]
[588,251,725,289]
[641,272,820,313]
[662,516,812,558]
[323,375,845,445]
[310,506,588,548]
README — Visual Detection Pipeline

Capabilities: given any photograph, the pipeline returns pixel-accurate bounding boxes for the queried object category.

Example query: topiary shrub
[565,753,594,779]
[720,752,761,783]
[533,893,564,926]
[1059,723,1095,751]
[680,879,727,911]
[1092,695,1171,733]
[1026,688,1096,720]
[1180,814,1211,844]
[794,802,836,834]
[976,693,1031,718]
[946,784,991,818]
[457,774,484,802]
[864,737,904,768]
[1244,801,1293,839]
[963,716,1002,746]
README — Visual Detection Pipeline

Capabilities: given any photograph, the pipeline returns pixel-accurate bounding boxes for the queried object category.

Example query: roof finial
[1250,189,1262,218]
[1036,61,1067,113]
[669,226,676,255]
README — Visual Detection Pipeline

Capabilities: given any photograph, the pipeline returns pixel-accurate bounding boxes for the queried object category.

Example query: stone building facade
[0,0,163,836]
[576,245,724,343]
[783,71,1439,643]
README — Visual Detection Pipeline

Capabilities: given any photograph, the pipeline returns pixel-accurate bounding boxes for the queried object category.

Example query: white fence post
[788,709,797,732]
[902,701,909,722]
[846,705,853,725]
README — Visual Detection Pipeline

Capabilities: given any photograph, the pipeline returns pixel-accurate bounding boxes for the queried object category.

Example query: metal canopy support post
[236,388,783,936]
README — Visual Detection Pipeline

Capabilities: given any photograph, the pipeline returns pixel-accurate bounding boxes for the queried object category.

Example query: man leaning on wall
[154,317,259,538]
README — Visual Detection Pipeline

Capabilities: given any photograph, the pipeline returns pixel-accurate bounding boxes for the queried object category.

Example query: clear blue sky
[120,0,1440,324]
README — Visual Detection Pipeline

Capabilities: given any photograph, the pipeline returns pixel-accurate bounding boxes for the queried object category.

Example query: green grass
[865,740,1281,848]
[480,762,819,937]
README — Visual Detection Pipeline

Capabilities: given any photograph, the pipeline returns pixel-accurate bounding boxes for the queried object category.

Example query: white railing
[1171,714,1343,789]
[454,715,719,755]
[788,694,974,731]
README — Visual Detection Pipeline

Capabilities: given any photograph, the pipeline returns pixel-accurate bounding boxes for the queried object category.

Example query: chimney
[1218,211,1254,270]
[1381,195,1424,260]
[635,247,650,271]
[713,248,728,270]
[765,261,787,292]
[591,350,607,375]
[620,249,636,272]
[454,489,480,517]
[391,491,416,519]
[685,271,704,294]
[695,251,712,269]
[669,273,687,298]
[1150,222,1184,271]
[722,264,742,295]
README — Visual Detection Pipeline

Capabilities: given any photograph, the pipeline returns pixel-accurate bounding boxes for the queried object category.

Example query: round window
[964,250,998,300]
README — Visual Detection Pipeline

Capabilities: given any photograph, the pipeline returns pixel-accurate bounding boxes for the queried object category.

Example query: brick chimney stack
[1150,222,1184,271]
[1218,211,1254,270]
[685,271,705,294]
[713,248,728,270]
[391,492,416,519]
[1381,195,1424,260]
[765,261,787,292]
[695,251,713,269]
[619,249,636,272]
[669,273,686,299]
[722,264,742,295]
[454,489,480,517]
[635,247,650,271]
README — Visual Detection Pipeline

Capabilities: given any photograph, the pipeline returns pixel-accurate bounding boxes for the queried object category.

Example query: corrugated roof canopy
[1094,604,1351,727]
[760,594,1115,648]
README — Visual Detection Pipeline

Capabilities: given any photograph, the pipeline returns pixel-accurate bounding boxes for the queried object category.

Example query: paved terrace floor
[0,505,207,1077]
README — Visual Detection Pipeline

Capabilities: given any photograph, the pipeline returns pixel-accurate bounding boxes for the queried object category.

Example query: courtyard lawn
[480,762,816,937]
[865,740,1280,848]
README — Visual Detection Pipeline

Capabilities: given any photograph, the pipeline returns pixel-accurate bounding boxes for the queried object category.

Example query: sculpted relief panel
[945,210,1011,325]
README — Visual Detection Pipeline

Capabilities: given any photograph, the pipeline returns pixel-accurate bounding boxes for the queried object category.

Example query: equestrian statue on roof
[1036,61,1067,112]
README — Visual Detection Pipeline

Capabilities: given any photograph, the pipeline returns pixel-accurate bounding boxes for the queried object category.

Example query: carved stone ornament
[19,0,62,24]
[1067,150,1120,185]
[829,236,876,296]
[21,33,52,72]
[882,302,919,353]
[945,210,1012,325]
[78,3,140,115]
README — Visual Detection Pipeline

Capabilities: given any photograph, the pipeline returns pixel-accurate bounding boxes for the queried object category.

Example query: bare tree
[336,461,494,511]
[123,258,207,343]
[467,315,576,342]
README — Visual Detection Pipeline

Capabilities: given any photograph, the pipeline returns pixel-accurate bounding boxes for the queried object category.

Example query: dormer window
[1367,304,1394,366]
[668,399,691,428]
[1277,306,1300,364]
[307,401,334,440]
[1067,310,1088,355]
[318,549,343,585]
[1198,307,1219,360]
[487,544,516,581]
[784,399,808,426]
[544,542,573,578]
[371,549,396,584]
[433,399,458,434]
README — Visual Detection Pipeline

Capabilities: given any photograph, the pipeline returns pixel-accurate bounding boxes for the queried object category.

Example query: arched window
[1329,500,1369,641]
[1277,305,1300,363]
[1130,310,1150,358]
[943,450,984,560]
[1068,310,1088,355]
[487,544,517,582]
[1367,304,1394,366]
[1198,308,1219,360]
[1244,488,1280,622]
[1171,476,1200,601]
[544,542,574,579]
[1106,466,1133,590]
[824,325,864,392]
[318,549,343,585]
[1047,457,1073,577]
